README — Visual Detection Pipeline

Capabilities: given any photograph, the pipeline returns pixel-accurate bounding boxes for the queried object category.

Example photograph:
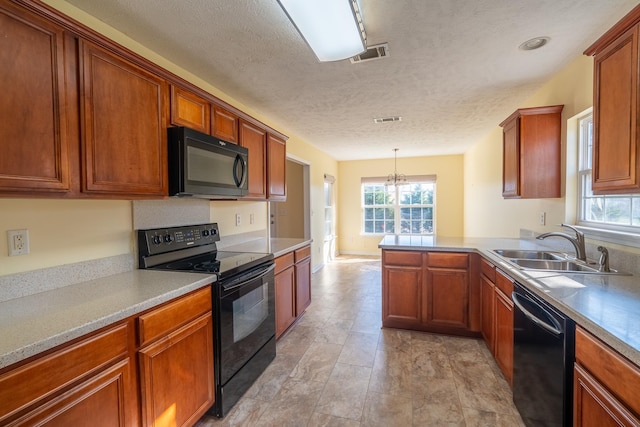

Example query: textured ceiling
[63,0,638,161]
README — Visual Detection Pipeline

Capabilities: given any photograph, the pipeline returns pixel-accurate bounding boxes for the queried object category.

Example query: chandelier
[385,148,407,186]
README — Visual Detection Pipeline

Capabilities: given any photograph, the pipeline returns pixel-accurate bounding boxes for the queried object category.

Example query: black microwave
[168,126,248,199]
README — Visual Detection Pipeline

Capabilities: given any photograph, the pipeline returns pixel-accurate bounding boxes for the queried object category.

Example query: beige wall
[286,140,339,266]
[463,55,594,237]
[272,161,305,238]
[0,199,132,276]
[338,155,464,254]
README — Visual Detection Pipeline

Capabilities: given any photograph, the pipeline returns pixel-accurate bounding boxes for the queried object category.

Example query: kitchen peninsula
[379,234,640,425]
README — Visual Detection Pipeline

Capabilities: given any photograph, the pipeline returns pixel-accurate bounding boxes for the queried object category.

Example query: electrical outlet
[235,214,241,226]
[250,213,255,224]
[7,229,29,256]
[539,212,546,226]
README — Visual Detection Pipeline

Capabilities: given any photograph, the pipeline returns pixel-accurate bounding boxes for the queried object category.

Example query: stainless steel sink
[493,249,629,275]
[493,249,565,260]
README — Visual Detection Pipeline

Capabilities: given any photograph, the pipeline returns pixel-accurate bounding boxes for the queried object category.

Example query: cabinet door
[480,273,495,354]
[425,267,469,329]
[170,85,210,133]
[275,266,296,338]
[267,134,287,201]
[212,105,239,143]
[502,117,520,198]
[239,119,267,199]
[0,3,71,192]
[80,40,168,196]
[138,313,215,427]
[592,24,640,194]
[574,364,640,427]
[382,266,423,328]
[11,359,133,427]
[295,256,311,316]
[495,289,514,385]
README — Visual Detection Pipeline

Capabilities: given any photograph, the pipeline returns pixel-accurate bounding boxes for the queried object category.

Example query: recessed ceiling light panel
[519,37,550,51]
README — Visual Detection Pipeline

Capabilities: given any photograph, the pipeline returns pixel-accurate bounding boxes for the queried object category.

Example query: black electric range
[137,223,276,417]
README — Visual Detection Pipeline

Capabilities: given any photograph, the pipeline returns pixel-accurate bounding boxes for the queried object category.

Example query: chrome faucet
[537,224,587,261]
[597,246,610,272]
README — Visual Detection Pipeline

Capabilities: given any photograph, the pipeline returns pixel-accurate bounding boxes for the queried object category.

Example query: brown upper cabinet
[212,105,239,144]
[0,2,72,193]
[500,105,564,199]
[169,85,240,144]
[239,119,268,199]
[267,134,287,201]
[80,40,168,197]
[170,85,211,134]
[585,5,640,194]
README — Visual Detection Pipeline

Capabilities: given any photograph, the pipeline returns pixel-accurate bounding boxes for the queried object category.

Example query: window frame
[361,179,436,236]
[577,113,640,233]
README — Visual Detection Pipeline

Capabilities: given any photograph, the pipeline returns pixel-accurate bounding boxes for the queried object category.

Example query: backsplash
[0,254,133,303]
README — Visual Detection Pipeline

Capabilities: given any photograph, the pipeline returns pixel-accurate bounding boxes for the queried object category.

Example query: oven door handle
[221,263,275,292]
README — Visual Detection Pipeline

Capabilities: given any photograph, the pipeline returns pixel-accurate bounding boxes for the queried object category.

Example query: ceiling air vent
[350,43,389,64]
[373,116,402,123]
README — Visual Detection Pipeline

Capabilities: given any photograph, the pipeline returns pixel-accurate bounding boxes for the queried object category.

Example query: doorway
[269,157,310,240]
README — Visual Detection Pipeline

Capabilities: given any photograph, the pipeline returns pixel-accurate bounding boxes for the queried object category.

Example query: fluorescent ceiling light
[277,0,367,62]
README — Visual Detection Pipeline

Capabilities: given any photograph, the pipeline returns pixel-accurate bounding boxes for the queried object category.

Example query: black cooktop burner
[150,250,272,280]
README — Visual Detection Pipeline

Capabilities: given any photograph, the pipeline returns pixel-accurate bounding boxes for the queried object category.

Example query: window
[578,114,640,229]
[362,179,435,235]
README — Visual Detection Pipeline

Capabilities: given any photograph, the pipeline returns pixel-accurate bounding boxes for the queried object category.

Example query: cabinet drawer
[138,287,211,347]
[294,245,311,263]
[0,322,129,422]
[495,269,513,297]
[576,327,640,417]
[275,252,295,274]
[480,257,496,282]
[383,250,422,267]
[427,252,468,269]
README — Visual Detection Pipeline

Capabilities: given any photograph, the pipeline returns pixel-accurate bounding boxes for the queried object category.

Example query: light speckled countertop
[0,270,215,369]
[379,235,640,366]
[225,237,312,258]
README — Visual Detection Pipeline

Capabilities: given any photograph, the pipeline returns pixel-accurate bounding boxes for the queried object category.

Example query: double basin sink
[493,249,627,275]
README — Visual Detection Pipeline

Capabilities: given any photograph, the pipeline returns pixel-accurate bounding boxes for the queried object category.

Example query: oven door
[217,262,275,386]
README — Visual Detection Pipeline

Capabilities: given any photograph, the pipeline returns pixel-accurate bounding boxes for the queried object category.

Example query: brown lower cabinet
[479,258,513,386]
[275,244,312,338]
[494,270,514,386]
[381,249,480,337]
[574,327,640,426]
[0,287,214,427]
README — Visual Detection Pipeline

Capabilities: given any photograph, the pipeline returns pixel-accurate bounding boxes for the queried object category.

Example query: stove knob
[151,235,162,245]
[210,228,218,236]
[163,234,173,243]
[202,229,210,237]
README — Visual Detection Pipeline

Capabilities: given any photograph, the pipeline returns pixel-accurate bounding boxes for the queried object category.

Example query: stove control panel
[138,223,220,257]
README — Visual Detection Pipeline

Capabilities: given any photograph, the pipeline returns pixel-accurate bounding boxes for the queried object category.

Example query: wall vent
[373,116,402,123]
[350,43,389,64]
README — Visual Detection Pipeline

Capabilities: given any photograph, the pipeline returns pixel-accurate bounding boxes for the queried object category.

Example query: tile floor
[197,256,525,427]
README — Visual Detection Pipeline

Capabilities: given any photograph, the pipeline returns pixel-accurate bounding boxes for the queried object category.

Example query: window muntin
[362,182,435,235]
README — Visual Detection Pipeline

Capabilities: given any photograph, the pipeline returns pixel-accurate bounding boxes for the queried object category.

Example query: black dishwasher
[512,283,575,427]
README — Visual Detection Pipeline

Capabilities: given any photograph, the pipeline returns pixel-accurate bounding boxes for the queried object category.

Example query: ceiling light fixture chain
[386,148,407,187]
